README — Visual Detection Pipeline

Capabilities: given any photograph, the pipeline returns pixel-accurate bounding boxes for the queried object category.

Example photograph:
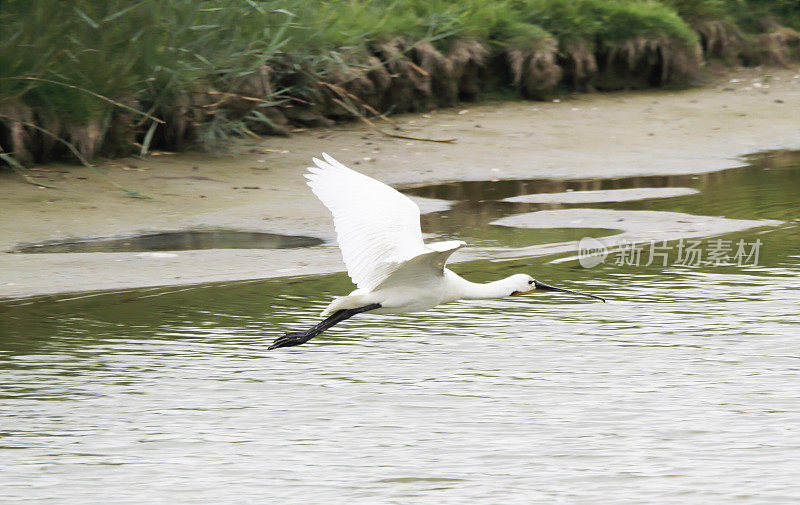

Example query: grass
[1,0,799,177]
[517,0,698,45]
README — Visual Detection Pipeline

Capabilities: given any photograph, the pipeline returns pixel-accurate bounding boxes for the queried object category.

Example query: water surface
[2,151,800,504]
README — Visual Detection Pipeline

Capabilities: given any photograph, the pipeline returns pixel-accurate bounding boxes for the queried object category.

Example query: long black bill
[534,280,606,302]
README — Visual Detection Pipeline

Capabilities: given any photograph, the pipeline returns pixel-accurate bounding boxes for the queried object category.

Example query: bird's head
[507,274,605,302]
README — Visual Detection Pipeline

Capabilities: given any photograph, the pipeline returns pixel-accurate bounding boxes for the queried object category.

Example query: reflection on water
[1,151,800,504]
[10,230,324,254]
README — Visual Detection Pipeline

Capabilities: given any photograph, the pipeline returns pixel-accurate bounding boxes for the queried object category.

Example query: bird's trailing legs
[268,303,382,350]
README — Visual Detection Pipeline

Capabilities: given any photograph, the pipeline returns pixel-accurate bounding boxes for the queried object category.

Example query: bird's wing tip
[311,153,348,173]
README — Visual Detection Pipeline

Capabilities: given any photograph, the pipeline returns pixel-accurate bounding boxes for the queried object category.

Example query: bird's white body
[325,268,534,315]
[305,153,538,316]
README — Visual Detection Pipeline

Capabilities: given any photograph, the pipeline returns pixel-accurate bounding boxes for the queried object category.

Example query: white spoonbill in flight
[269,153,604,350]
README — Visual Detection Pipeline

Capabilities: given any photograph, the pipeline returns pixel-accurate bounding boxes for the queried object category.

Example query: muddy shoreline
[1,66,799,299]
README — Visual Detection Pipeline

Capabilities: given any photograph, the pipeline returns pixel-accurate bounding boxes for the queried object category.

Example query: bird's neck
[444,270,513,301]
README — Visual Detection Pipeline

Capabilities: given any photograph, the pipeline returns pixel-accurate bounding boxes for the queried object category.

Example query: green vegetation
[1,0,799,172]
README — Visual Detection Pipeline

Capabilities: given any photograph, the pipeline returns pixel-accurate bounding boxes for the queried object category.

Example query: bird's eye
[528,279,534,285]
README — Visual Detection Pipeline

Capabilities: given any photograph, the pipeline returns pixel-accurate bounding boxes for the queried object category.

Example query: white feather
[305,153,463,292]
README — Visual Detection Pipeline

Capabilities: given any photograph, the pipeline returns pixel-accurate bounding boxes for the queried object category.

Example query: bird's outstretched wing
[305,153,432,291]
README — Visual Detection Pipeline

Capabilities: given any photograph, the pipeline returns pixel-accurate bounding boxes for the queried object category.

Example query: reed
[1,0,798,177]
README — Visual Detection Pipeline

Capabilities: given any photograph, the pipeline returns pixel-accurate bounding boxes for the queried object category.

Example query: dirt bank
[1,66,799,299]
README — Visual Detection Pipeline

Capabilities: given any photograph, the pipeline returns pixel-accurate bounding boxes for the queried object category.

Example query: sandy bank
[1,67,799,299]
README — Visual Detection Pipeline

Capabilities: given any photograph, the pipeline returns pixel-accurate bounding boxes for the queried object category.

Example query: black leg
[268,303,381,350]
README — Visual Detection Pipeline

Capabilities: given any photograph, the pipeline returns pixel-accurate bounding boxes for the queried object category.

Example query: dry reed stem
[191,90,278,108]
[331,98,455,143]
[0,149,56,188]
